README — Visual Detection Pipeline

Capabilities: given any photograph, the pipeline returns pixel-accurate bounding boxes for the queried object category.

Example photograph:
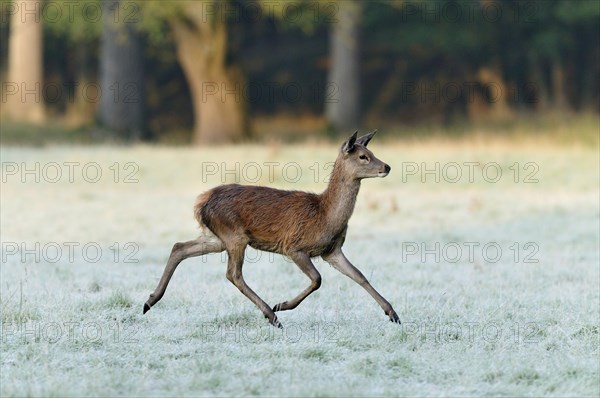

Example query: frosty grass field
[1,138,598,396]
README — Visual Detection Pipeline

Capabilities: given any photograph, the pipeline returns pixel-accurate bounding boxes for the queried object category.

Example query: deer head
[339,130,391,180]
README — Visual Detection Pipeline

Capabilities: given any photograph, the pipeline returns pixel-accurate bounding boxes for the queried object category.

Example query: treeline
[1,0,598,144]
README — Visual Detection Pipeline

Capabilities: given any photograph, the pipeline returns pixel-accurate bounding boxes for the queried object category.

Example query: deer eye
[359,154,368,161]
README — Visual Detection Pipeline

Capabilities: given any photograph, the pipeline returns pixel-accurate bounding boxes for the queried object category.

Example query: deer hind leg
[273,251,321,312]
[323,249,400,324]
[225,244,282,328]
[143,229,224,314]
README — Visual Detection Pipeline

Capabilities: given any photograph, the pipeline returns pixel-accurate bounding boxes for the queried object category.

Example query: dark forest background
[1,0,598,145]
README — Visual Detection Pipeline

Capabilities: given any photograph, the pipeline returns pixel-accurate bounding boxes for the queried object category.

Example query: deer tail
[193,191,212,226]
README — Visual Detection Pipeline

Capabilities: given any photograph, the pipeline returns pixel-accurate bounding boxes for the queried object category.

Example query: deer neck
[321,159,361,230]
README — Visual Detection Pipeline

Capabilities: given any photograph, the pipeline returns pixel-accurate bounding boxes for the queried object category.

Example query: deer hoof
[388,312,401,324]
[270,316,283,329]
[143,302,151,314]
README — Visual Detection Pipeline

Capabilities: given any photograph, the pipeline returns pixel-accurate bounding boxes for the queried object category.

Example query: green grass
[2,113,598,147]
[0,121,96,146]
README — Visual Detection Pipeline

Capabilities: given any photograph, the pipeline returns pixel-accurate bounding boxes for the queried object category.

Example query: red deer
[143,131,400,328]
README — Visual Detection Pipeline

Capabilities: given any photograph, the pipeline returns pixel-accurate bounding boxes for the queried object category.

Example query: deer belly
[247,238,283,254]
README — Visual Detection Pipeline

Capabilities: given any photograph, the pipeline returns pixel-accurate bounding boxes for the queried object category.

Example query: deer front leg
[273,251,321,312]
[225,246,282,328]
[144,235,225,314]
[323,249,400,324]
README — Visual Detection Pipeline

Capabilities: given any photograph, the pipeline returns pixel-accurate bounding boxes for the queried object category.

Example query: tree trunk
[6,0,44,123]
[530,59,549,112]
[551,60,569,111]
[169,2,245,145]
[326,0,361,133]
[64,42,96,127]
[467,67,513,122]
[98,0,145,140]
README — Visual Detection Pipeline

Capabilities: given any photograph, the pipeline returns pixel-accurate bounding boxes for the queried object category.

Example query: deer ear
[341,130,358,154]
[356,129,377,147]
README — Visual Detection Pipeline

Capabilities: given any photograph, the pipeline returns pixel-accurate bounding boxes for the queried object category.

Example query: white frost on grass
[1,143,598,396]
